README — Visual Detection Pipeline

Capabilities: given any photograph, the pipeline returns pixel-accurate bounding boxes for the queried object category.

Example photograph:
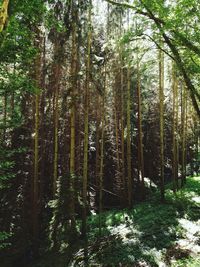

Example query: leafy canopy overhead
[105,0,200,118]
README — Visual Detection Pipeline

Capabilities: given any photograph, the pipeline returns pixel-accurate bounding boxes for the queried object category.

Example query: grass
[71,176,200,266]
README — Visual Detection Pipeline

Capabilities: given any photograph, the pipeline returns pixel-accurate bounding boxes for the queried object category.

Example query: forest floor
[70,176,200,267]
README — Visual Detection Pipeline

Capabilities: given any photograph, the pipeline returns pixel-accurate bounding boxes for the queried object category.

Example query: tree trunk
[2,92,7,143]
[53,63,59,196]
[0,0,9,32]
[172,64,177,193]
[114,85,120,181]
[95,95,101,186]
[175,78,179,189]
[119,13,125,205]
[127,65,132,207]
[33,44,41,252]
[159,47,165,202]
[69,0,78,231]
[82,0,92,251]
[137,59,145,200]
[99,84,105,237]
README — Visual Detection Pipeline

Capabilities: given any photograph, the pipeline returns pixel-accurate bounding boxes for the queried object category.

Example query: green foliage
[0,144,27,188]
[0,232,11,249]
[49,175,80,252]
[75,176,200,266]
[0,148,15,189]
[172,256,200,267]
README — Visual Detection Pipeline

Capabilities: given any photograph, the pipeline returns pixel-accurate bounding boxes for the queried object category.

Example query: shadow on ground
[71,176,200,266]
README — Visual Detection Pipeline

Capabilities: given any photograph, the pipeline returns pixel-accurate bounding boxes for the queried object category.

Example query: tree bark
[127,65,132,207]
[0,0,9,32]
[137,59,145,200]
[159,46,165,202]
[82,0,92,249]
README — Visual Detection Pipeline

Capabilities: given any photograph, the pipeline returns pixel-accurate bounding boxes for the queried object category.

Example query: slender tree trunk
[53,64,59,196]
[193,111,199,175]
[120,67,125,202]
[127,66,132,207]
[82,0,92,255]
[39,35,46,211]
[119,13,125,204]
[76,55,81,177]
[181,84,186,186]
[95,95,101,186]
[0,0,9,32]
[99,90,105,237]
[114,87,120,179]
[159,48,165,202]
[52,38,62,197]
[2,92,7,143]
[33,48,41,251]
[137,59,145,200]
[172,65,177,193]
[11,61,16,115]
[184,91,188,184]
[69,0,78,231]
[195,123,199,175]
[175,78,179,189]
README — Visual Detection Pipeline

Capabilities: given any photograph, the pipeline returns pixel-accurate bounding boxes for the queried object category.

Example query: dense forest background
[0,0,199,266]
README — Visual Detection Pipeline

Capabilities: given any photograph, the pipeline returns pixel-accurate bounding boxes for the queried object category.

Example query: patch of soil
[165,244,191,265]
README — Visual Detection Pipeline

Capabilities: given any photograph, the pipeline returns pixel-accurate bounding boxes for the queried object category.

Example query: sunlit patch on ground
[108,214,142,244]
[176,218,200,256]
[69,177,200,266]
[192,196,200,204]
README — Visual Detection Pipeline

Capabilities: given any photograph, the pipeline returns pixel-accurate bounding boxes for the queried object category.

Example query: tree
[158,44,165,202]
[137,55,145,199]
[32,34,41,250]
[0,0,9,33]
[181,83,187,186]
[105,0,200,118]
[172,64,178,192]
[82,0,92,248]
[1,1,200,265]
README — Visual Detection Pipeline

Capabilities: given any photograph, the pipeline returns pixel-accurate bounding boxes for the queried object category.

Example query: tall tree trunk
[119,12,125,204]
[2,92,7,143]
[175,78,179,189]
[120,66,125,203]
[69,0,78,231]
[114,85,120,181]
[181,84,186,186]
[159,47,165,202]
[137,59,145,200]
[39,35,46,212]
[127,66,132,207]
[99,89,105,237]
[82,0,92,251]
[172,64,177,193]
[11,60,16,115]
[95,95,101,186]
[184,91,188,184]
[33,46,41,251]
[52,38,62,197]
[0,0,9,32]
[53,63,59,196]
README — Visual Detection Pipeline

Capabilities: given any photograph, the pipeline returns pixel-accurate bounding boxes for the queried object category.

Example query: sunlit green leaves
[0,232,12,249]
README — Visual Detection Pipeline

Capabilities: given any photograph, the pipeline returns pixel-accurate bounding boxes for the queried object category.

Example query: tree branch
[106,0,200,57]
[143,34,175,60]
[106,0,200,117]
[105,0,135,9]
